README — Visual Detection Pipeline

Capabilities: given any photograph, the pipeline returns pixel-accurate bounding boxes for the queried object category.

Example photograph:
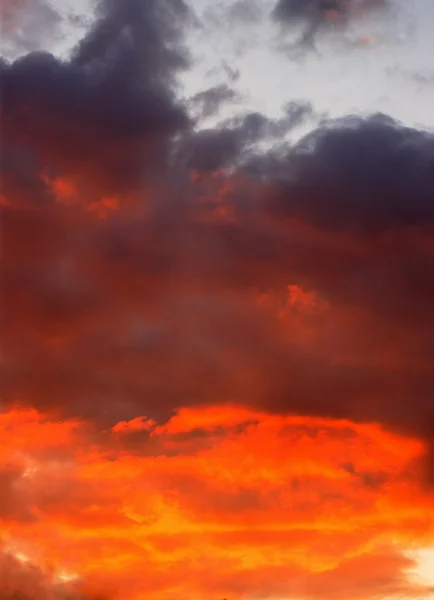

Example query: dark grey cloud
[266,113,434,233]
[1,0,192,200]
[178,104,319,172]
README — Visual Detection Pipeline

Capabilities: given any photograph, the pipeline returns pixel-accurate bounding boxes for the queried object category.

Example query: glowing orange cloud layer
[1,406,434,599]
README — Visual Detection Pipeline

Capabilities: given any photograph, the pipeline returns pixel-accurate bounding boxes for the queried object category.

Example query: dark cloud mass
[2,0,434,490]
[266,114,434,232]
[1,0,191,199]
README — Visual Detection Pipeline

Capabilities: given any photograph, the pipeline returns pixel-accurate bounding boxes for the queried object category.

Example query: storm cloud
[2,1,434,485]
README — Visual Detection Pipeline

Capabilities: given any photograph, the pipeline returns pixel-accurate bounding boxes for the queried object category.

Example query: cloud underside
[0,407,433,599]
[1,0,434,598]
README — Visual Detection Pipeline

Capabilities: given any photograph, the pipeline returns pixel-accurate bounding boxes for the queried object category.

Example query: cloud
[0,0,62,56]
[0,407,433,599]
[3,70,434,480]
[272,0,390,51]
[2,2,434,596]
[265,113,434,233]
[177,105,318,172]
[0,543,105,600]
[1,0,192,202]
[190,83,240,120]
[272,0,389,27]
[226,0,264,24]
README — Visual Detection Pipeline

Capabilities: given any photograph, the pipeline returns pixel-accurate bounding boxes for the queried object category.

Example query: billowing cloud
[1,0,191,203]
[5,103,434,468]
[2,0,434,597]
[265,113,434,232]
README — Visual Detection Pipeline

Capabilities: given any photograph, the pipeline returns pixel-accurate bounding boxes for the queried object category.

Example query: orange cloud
[112,416,156,434]
[1,406,433,599]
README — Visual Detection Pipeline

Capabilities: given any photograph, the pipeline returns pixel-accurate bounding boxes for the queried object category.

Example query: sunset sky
[1,1,434,599]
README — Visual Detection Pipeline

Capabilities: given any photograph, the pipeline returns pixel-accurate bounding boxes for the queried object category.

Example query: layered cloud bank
[1,0,434,598]
[0,407,433,599]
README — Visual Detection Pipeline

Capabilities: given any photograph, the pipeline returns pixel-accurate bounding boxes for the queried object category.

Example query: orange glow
[87,196,120,220]
[1,406,433,599]
[2,0,433,597]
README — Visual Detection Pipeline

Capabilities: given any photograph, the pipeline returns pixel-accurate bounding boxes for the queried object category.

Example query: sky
[1,0,434,599]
